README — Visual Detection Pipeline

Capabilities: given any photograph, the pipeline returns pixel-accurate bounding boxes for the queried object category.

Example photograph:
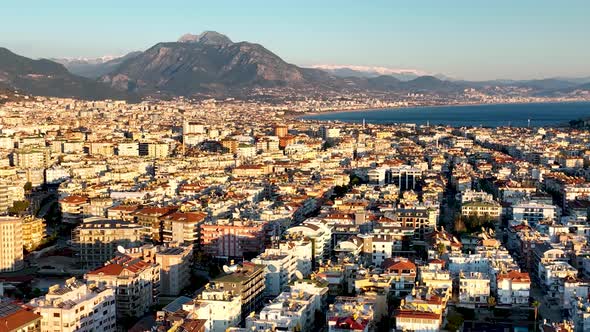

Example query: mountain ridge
[0,47,137,101]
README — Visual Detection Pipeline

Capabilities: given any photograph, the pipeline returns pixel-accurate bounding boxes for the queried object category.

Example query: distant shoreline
[296,99,590,119]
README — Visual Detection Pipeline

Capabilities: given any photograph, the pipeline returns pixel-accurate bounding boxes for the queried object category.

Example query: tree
[23,181,33,192]
[532,300,541,332]
[436,242,447,257]
[8,200,30,215]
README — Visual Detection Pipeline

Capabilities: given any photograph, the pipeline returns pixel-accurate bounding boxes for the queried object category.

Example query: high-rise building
[28,278,116,332]
[0,216,23,272]
[274,125,289,138]
[71,217,143,269]
[211,262,266,319]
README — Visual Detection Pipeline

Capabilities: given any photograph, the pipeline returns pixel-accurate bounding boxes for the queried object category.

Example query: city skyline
[2,0,590,80]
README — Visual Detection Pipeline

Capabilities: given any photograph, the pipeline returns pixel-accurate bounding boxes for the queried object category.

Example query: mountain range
[0,47,137,101]
[52,52,142,79]
[0,31,589,101]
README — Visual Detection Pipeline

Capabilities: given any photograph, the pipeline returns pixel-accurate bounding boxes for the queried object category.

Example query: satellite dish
[223,265,231,273]
[117,246,126,254]
[294,270,304,280]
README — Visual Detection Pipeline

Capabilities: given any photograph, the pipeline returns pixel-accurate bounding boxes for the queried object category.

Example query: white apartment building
[45,166,71,184]
[252,248,297,297]
[368,167,387,185]
[512,201,557,224]
[419,265,453,290]
[14,147,50,169]
[29,278,116,332]
[540,261,578,299]
[117,142,140,156]
[191,286,242,332]
[461,200,502,220]
[285,219,332,261]
[497,271,530,306]
[0,216,23,272]
[246,280,328,332]
[459,272,490,305]
[458,189,494,204]
[161,211,207,246]
[279,239,313,277]
[320,126,340,140]
[371,234,394,266]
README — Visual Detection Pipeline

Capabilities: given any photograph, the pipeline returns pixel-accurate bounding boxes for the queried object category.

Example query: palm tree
[532,300,541,332]
[487,295,496,308]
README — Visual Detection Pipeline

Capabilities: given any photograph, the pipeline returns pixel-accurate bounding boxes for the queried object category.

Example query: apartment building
[85,254,160,319]
[459,272,491,305]
[161,211,206,246]
[370,234,394,266]
[461,200,502,220]
[13,147,50,169]
[497,270,530,306]
[28,278,116,332]
[246,280,328,332]
[59,195,89,224]
[200,220,267,259]
[252,248,297,297]
[71,217,144,269]
[388,208,437,240]
[21,216,46,251]
[133,206,177,243]
[285,219,332,262]
[327,296,374,332]
[210,262,266,319]
[512,201,557,224]
[0,300,42,332]
[0,216,23,272]
[192,285,242,332]
[136,244,193,297]
[383,257,417,297]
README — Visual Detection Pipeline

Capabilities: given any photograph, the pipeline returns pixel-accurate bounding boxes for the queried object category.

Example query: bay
[302,102,590,127]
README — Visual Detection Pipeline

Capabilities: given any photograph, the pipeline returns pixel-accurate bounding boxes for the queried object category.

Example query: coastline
[296,99,590,118]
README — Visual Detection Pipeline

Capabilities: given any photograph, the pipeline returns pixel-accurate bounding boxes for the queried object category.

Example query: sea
[301,102,590,127]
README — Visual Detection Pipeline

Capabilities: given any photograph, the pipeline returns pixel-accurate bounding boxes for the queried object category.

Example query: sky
[2,0,589,80]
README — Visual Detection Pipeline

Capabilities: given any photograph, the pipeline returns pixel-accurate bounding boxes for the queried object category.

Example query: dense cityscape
[0,91,588,332]
[2,1,590,331]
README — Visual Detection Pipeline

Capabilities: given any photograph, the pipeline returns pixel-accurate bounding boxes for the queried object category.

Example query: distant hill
[0,48,137,101]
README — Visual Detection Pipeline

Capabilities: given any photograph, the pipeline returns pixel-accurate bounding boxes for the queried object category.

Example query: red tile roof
[0,307,41,332]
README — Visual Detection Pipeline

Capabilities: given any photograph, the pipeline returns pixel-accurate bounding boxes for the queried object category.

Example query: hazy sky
[2,0,589,80]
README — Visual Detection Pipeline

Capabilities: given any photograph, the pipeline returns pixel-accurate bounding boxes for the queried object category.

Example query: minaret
[362,118,366,130]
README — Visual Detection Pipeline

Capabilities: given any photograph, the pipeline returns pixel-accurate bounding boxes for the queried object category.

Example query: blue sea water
[302,102,590,127]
